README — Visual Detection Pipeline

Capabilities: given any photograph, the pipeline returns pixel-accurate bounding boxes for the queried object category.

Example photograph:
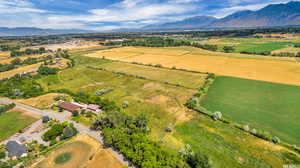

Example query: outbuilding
[58,101,81,112]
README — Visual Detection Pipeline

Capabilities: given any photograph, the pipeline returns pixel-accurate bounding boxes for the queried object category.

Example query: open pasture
[94,60,208,89]
[86,46,300,86]
[38,57,197,139]
[0,110,38,141]
[201,76,300,145]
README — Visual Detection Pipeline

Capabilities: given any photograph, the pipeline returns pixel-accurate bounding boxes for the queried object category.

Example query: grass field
[86,46,300,86]
[38,56,196,140]
[234,42,290,53]
[173,115,300,168]
[34,135,123,168]
[201,76,300,145]
[0,110,38,141]
[89,59,208,89]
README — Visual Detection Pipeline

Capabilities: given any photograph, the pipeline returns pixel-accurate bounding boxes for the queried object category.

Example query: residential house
[6,141,28,159]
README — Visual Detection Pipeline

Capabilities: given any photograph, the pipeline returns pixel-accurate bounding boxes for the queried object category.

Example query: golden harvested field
[86,46,300,86]
[0,63,41,79]
[17,93,71,109]
[0,52,10,58]
[0,54,44,64]
[33,135,123,168]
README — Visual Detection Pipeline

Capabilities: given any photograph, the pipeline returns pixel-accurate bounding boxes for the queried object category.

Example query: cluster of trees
[42,122,77,144]
[271,52,300,57]
[93,111,189,168]
[122,38,191,47]
[294,43,300,48]
[0,45,20,52]
[10,47,47,57]
[192,43,218,51]
[0,74,44,99]
[88,93,211,168]
[37,65,59,75]
[0,56,53,73]
[240,51,271,56]
[0,103,15,115]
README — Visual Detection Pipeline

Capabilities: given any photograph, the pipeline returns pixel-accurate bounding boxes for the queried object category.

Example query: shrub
[187,151,213,168]
[272,136,280,144]
[251,128,257,135]
[243,125,250,132]
[72,110,79,117]
[61,125,77,139]
[0,152,5,159]
[212,111,222,121]
[122,101,129,108]
[293,145,300,153]
[42,124,64,141]
[165,124,173,133]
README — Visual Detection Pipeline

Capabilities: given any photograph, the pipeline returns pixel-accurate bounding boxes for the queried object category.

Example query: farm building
[58,101,81,112]
[6,141,28,159]
[87,104,101,112]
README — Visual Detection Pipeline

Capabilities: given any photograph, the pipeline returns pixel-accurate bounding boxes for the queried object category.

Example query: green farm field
[201,76,300,145]
[0,111,37,141]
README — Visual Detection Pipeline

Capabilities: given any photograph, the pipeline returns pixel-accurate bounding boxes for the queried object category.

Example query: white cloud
[0,0,47,14]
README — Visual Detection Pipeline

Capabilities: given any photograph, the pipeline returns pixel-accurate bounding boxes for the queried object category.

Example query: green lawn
[201,76,300,145]
[0,111,37,141]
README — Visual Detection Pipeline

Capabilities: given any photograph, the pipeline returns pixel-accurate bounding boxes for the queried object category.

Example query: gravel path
[0,97,133,167]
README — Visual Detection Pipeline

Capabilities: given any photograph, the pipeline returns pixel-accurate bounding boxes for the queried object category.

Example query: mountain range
[140,1,300,31]
[0,1,300,36]
[0,27,92,36]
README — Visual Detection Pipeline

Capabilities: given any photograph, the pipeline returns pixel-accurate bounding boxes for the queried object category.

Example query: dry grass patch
[89,46,300,86]
[0,63,41,79]
[17,93,70,109]
[0,54,44,64]
[34,135,100,168]
[86,149,123,168]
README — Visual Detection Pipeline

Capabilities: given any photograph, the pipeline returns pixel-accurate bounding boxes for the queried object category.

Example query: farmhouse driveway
[0,97,133,167]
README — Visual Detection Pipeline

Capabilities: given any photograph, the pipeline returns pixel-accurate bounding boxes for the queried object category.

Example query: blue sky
[0,0,297,31]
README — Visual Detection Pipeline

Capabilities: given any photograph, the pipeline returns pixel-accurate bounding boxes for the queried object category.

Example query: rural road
[0,97,134,167]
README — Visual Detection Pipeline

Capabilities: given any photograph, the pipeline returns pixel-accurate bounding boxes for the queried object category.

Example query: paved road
[0,98,133,167]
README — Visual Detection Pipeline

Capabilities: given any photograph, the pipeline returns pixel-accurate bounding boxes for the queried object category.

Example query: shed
[42,116,50,123]
[6,141,27,158]
[59,102,81,112]
[87,104,101,112]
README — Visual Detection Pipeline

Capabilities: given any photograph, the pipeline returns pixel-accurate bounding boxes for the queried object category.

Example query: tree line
[10,47,47,57]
